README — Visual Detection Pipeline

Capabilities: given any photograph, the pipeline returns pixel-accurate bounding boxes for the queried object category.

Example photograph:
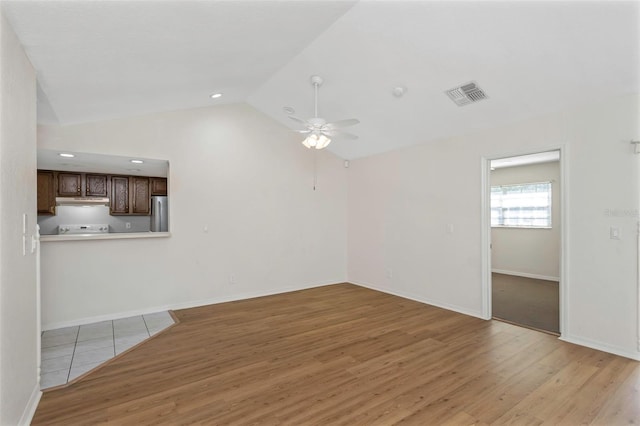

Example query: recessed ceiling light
[210,93,223,99]
[392,86,407,97]
[59,153,75,158]
[130,159,144,164]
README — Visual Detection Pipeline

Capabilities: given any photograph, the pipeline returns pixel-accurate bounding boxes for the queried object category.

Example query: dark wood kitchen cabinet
[150,177,167,196]
[57,172,82,196]
[110,176,150,215]
[85,174,108,197]
[37,171,56,215]
[110,176,130,215]
[131,177,150,214]
[39,168,162,216]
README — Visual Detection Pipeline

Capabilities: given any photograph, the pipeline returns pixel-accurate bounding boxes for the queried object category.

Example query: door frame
[480,145,569,337]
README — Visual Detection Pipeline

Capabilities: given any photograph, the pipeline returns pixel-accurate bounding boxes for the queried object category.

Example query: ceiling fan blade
[323,130,358,140]
[323,118,360,130]
[288,115,308,125]
[294,129,311,134]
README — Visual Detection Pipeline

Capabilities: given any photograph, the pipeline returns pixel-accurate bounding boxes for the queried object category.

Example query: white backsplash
[38,205,151,235]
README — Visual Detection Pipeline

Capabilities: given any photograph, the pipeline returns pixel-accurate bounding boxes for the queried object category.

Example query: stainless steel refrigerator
[150,196,169,232]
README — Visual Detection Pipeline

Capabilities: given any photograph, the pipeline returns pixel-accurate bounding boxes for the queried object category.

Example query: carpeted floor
[492,273,559,334]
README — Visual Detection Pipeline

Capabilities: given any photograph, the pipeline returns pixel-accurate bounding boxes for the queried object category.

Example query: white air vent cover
[446,81,488,106]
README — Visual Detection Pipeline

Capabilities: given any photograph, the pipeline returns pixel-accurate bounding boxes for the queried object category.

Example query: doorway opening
[482,149,565,335]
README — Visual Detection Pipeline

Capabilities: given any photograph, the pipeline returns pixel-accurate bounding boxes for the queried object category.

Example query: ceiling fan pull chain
[313,150,318,191]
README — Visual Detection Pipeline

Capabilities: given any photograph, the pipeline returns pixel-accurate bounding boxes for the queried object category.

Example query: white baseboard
[167,280,339,311]
[560,334,640,361]
[43,280,342,330]
[18,384,42,426]
[492,269,559,282]
[44,305,179,330]
[42,280,639,364]
[350,280,484,319]
[352,281,640,361]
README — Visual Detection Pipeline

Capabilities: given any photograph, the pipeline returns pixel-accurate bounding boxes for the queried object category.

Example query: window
[491,182,552,228]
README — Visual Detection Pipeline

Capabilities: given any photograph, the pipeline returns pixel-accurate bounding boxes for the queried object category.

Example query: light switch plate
[610,226,620,240]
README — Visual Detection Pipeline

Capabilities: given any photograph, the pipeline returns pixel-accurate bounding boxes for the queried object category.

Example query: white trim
[491,269,559,282]
[42,280,341,330]
[35,226,41,387]
[481,157,491,319]
[481,145,568,336]
[559,144,569,337]
[350,281,640,362]
[637,156,640,353]
[167,280,338,311]
[351,280,484,319]
[40,232,171,242]
[560,334,640,361]
[18,384,41,426]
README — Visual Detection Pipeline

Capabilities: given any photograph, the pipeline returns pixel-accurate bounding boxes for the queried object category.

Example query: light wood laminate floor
[33,284,639,425]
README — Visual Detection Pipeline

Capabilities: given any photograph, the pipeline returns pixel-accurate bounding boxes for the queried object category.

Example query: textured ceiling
[2,0,639,160]
[2,0,356,124]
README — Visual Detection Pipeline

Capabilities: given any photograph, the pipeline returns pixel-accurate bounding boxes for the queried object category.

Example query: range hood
[56,197,110,206]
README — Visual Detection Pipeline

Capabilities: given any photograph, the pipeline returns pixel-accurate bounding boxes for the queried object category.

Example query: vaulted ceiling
[2,0,638,159]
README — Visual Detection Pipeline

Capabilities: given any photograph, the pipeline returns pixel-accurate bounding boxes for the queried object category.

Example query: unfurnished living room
[0,1,639,425]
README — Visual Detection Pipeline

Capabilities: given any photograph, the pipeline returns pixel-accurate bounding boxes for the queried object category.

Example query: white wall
[0,12,39,426]
[38,103,348,328]
[348,93,639,360]
[491,161,560,280]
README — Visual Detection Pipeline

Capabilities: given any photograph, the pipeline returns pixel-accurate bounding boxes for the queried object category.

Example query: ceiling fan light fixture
[302,133,331,150]
[302,134,317,149]
[291,75,358,150]
[316,134,331,149]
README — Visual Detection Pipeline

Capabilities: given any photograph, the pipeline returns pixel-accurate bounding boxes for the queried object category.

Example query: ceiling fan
[289,75,359,150]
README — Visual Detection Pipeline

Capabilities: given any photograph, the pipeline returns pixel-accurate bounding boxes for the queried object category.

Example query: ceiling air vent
[445,81,488,106]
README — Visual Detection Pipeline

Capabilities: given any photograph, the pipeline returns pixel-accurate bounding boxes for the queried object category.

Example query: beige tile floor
[40,311,174,389]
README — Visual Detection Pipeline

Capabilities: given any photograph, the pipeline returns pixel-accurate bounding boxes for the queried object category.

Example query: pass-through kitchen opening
[36,150,169,236]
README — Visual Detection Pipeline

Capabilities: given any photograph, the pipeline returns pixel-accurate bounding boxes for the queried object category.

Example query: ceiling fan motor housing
[308,117,326,128]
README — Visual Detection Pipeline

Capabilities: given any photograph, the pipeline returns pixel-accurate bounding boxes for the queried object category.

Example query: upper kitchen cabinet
[48,171,109,198]
[150,177,167,196]
[111,176,150,215]
[110,176,130,215]
[37,170,56,215]
[131,177,150,215]
[57,172,82,196]
[85,174,108,197]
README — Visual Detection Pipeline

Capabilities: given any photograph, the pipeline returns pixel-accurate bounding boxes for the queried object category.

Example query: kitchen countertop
[40,232,171,242]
